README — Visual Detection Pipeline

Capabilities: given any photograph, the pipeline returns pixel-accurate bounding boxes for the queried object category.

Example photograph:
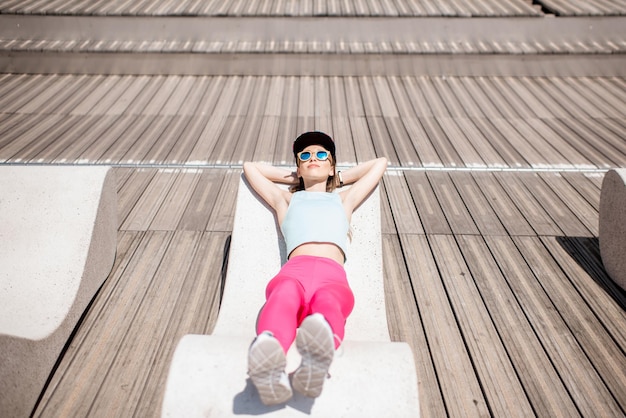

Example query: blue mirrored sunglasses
[297,150,330,162]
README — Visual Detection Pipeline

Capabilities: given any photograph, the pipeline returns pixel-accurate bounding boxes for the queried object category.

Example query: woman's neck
[302,179,327,192]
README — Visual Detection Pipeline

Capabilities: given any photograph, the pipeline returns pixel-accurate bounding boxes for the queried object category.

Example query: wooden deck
[0,0,543,16]
[1,72,624,417]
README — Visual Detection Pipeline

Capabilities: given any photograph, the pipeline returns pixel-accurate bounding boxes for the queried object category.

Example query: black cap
[293,131,335,159]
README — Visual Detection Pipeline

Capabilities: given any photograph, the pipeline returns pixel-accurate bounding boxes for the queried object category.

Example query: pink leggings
[256,255,355,353]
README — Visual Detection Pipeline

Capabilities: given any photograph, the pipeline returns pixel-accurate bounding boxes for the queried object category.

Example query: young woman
[243,131,387,406]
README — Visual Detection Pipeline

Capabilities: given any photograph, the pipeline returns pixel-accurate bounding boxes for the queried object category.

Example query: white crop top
[281,191,349,259]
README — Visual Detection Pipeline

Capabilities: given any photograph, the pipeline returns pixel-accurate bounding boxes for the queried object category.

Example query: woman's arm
[242,162,295,213]
[339,157,388,214]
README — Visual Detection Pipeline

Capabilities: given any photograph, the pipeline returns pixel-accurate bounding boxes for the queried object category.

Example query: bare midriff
[288,242,345,265]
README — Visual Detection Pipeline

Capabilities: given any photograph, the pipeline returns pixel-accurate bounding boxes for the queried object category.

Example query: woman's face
[296,145,335,180]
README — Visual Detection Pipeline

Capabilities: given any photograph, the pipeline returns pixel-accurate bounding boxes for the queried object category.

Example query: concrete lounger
[599,168,626,290]
[162,176,419,417]
[0,166,117,417]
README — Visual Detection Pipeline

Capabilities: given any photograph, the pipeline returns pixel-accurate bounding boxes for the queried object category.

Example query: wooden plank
[426,171,479,234]
[349,116,377,162]
[116,169,158,228]
[314,76,333,134]
[358,76,383,117]
[549,78,613,118]
[385,116,421,166]
[538,172,599,235]
[164,113,212,164]
[273,77,299,164]
[502,121,571,170]
[120,76,166,115]
[399,116,442,167]
[265,76,286,117]
[43,115,115,163]
[116,115,171,163]
[489,118,552,168]
[449,172,508,235]
[381,234,446,418]
[437,117,487,167]
[379,177,397,235]
[526,118,594,168]
[206,169,242,232]
[87,76,137,115]
[186,77,239,163]
[331,115,356,164]
[343,76,366,117]
[559,116,626,163]
[121,170,178,231]
[18,75,85,115]
[145,115,194,164]
[104,76,151,115]
[0,73,28,103]
[382,172,424,234]
[493,172,563,236]
[541,236,626,347]
[561,171,602,211]
[36,231,173,417]
[471,172,536,236]
[429,233,533,416]
[511,77,569,119]
[445,77,488,118]
[149,170,203,231]
[367,116,399,164]
[514,236,626,414]
[9,114,85,163]
[485,234,619,416]
[207,115,245,164]
[400,234,489,417]
[253,115,280,163]
[414,76,451,117]
[1,75,60,114]
[88,231,205,416]
[403,170,450,234]
[232,77,271,164]
[77,114,142,163]
[0,114,65,162]
[34,230,144,415]
[539,118,617,169]
[456,117,510,167]
[482,77,535,119]
[372,76,399,117]
[517,173,593,237]
[577,77,626,118]
[419,116,464,166]
[298,76,315,121]
[275,115,299,165]
[178,169,227,231]
[136,231,229,416]
[431,77,467,117]
[159,76,197,115]
[27,116,95,163]
[52,75,110,115]
[459,235,581,417]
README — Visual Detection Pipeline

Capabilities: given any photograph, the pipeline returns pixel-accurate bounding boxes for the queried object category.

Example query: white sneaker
[292,313,335,398]
[248,332,293,405]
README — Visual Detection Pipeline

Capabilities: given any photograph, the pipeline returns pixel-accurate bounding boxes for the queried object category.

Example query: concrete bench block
[599,168,626,290]
[162,177,419,416]
[162,335,419,417]
[212,177,389,342]
[0,166,117,417]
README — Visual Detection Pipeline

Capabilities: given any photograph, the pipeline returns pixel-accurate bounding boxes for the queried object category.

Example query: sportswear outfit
[255,191,355,353]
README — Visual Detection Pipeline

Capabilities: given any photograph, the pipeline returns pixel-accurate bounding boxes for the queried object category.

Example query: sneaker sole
[248,336,292,405]
[292,315,334,398]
